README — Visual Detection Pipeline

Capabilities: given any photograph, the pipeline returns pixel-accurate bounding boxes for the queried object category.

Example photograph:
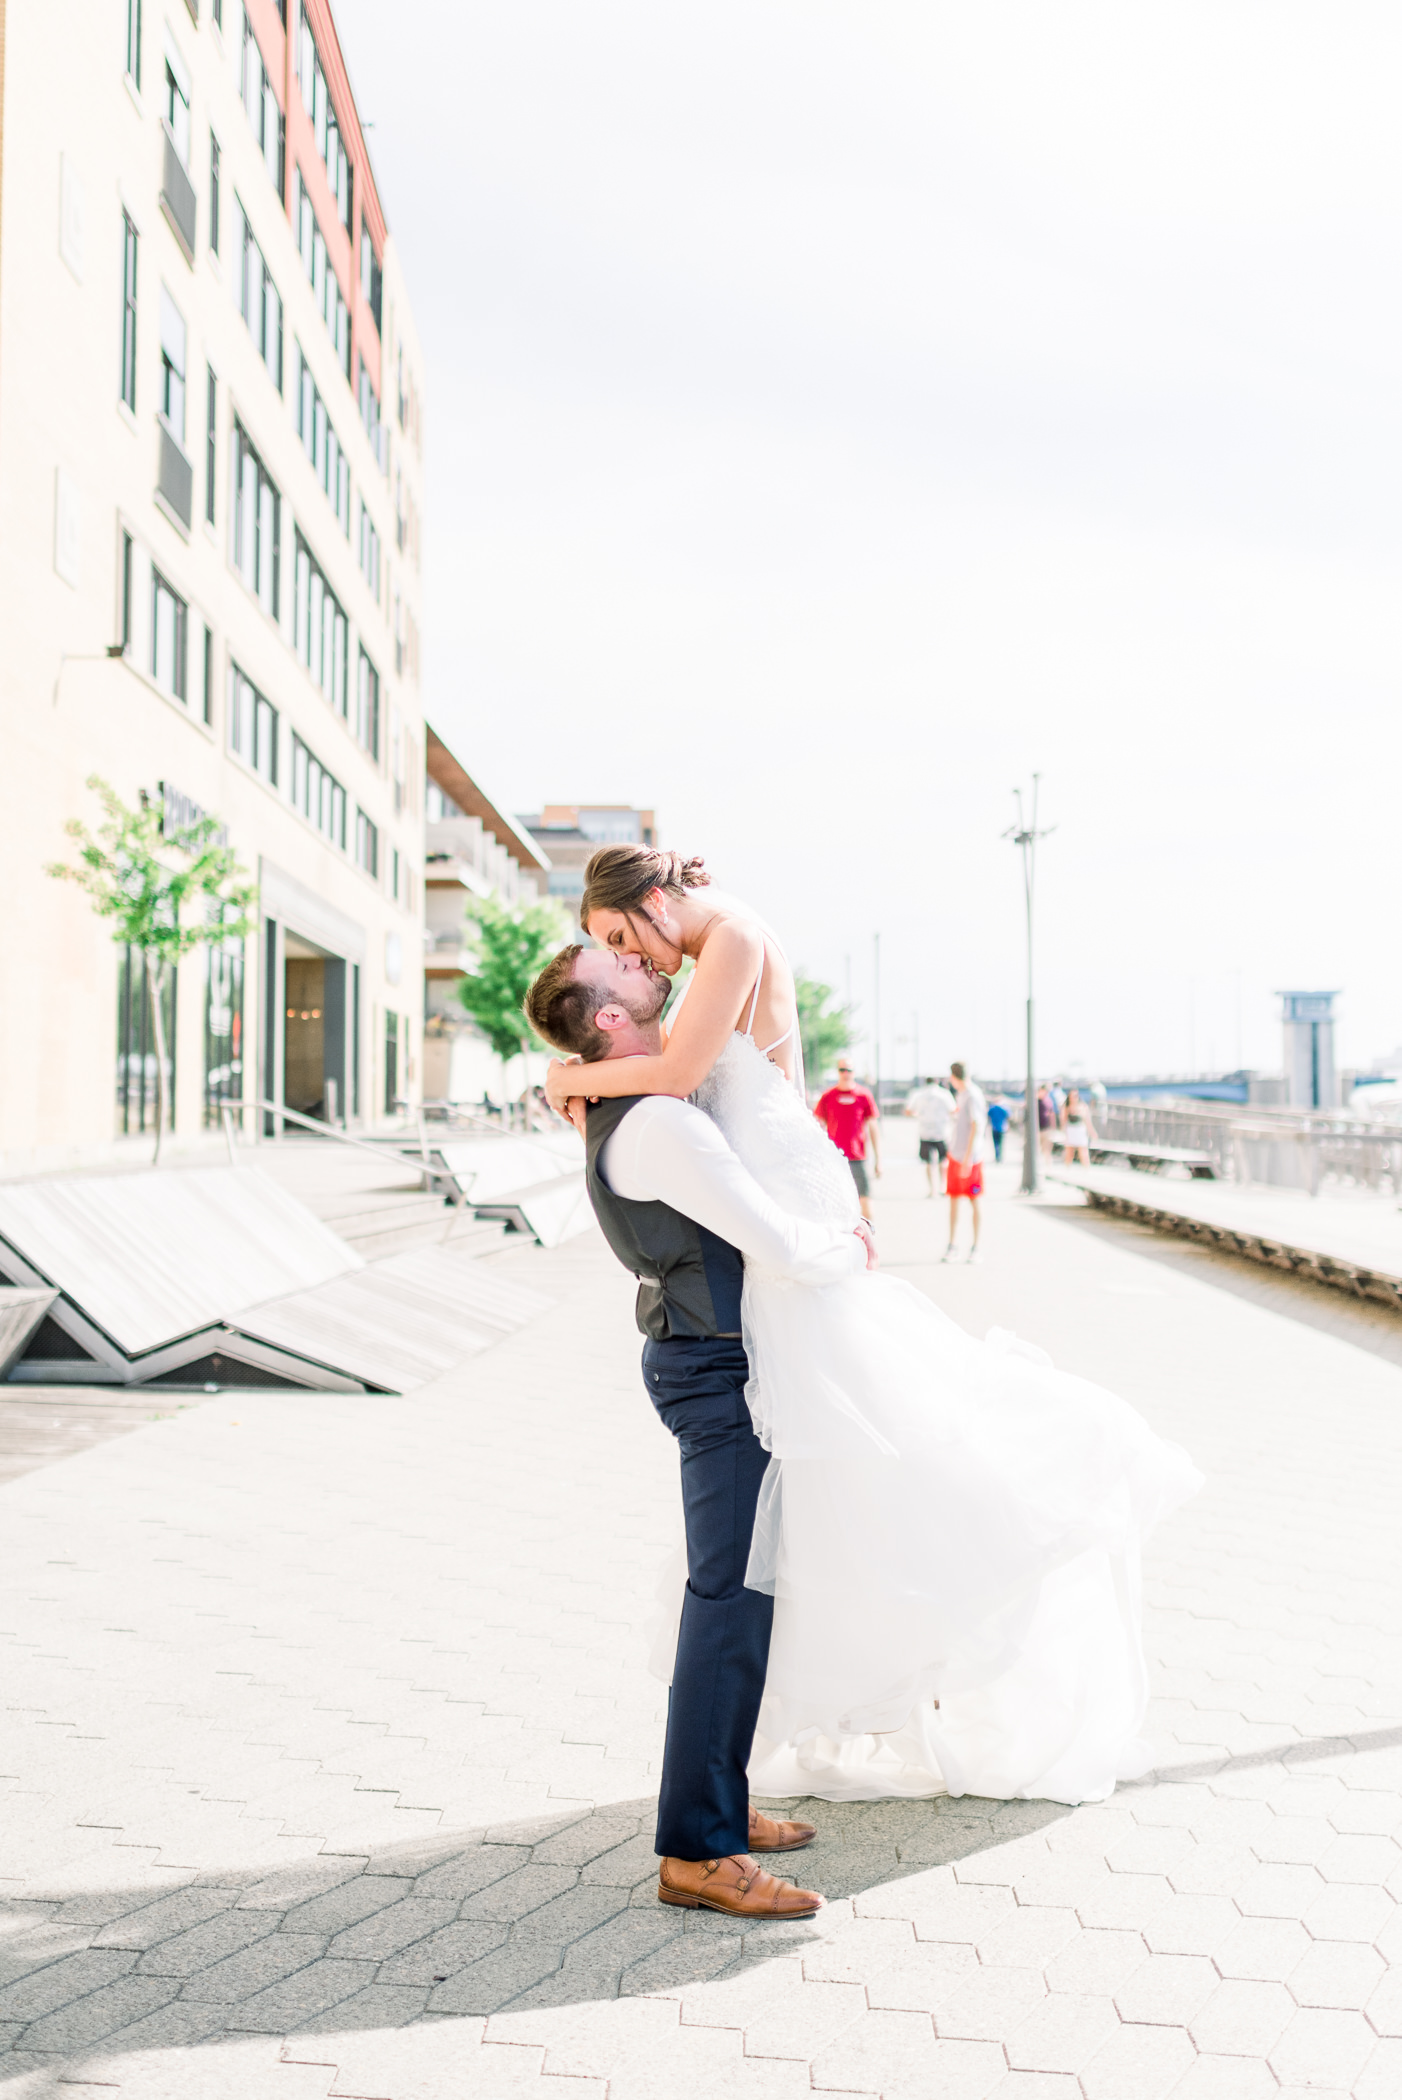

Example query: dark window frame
[151,567,189,703]
[120,212,139,411]
[120,531,134,652]
[116,946,176,1136]
[205,365,217,523]
[203,935,244,1126]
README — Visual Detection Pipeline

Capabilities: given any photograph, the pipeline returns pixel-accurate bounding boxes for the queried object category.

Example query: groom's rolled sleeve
[600,1097,865,1284]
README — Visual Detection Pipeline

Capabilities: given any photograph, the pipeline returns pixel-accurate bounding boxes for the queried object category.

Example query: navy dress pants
[643,1334,773,1862]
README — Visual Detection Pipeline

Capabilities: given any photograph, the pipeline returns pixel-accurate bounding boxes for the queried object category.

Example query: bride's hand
[854,1220,878,1270]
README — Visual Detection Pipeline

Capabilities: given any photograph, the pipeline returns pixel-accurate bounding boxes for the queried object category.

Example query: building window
[209,133,221,252]
[355,806,378,878]
[357,356,384,468]
[125,0,142,90]
[229,662,277,781]
[204,937,243,1127]
[159,287,186,442]
[165,48,191,164]
[120,213,138,410]
[293,531,348,717]
[151,569,188,703]
[357,499,380,597]
[234,197,282,391]
[234,3,284,194]
[295,4,351,229]
[119,529,134,651]
[383,1009,398,1114]
[295,346,350,533]
[232,423,280,615]
[356,647,379,759]
[205,366,217,523]
[359,222,382,334]
[391,845,401,903]
[290,732,347,848]
[396,344,422,455]
[117,947,176,1136]
[296,175,350,379]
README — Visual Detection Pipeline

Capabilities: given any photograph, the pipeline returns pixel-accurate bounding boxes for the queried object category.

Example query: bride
[543,845,1200,1806]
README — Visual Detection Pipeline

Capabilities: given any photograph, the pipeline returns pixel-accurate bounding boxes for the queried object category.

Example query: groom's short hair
[524,945,613,1062]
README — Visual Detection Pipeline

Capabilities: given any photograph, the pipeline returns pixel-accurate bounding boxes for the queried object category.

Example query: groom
[525,943,874,1919]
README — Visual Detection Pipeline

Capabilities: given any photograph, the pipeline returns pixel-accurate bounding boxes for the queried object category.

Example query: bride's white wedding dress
[689,1004,1201,1808]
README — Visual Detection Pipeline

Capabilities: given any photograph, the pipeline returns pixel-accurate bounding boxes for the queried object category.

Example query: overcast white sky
[334,0,1400,1082]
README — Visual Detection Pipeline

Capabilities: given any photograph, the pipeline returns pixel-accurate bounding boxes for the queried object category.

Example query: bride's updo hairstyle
[580,844,710,933]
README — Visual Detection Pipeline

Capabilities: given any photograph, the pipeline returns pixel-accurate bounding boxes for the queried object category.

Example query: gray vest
[584,1096,745,1342]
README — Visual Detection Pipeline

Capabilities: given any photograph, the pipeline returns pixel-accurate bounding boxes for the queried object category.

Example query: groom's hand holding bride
[545,1054,876,1268]
[545,1055,592,1137]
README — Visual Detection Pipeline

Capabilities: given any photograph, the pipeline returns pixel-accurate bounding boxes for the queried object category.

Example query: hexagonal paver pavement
[2,1157,1402,2097]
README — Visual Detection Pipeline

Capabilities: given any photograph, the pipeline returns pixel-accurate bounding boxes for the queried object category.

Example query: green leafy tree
[456,893,570,1082]
[795,972,854,1084]
[47,777,257,1164]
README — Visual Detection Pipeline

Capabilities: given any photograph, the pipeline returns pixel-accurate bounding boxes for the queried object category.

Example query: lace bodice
[694,1033,860,1231]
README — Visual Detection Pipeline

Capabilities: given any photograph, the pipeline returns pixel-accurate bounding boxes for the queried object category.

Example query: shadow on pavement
[0,1791,1069,2079]
[1141,1718,1402,1787]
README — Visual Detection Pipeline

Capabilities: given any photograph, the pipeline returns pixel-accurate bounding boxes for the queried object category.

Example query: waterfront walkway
[1050,1160,1402,1308]
[2,1131,1401,2096]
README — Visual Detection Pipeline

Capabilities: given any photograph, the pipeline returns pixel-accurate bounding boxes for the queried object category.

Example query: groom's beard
[623,969,672,1026]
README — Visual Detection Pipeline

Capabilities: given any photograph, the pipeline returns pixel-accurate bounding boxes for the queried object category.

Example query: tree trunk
[147,953,168,1167]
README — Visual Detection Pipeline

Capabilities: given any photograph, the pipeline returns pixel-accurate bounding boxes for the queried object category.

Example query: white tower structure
[1279,991,1339,1110]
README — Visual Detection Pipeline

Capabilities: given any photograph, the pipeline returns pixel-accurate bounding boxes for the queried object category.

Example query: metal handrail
[219,1099,458,1194]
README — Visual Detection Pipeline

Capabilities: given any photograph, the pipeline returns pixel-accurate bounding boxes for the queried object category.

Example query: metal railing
[160,126,197,260]
[1094,1099,1402,1198]
[219,1098,458,1194]
[156,421,193,528]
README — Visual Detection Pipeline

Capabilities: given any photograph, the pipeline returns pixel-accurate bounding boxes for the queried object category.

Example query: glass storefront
[116,947,177,1135]
[203,938,245,1126]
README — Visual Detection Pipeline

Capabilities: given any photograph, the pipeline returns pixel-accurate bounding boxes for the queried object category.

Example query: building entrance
[283,934,348,1123]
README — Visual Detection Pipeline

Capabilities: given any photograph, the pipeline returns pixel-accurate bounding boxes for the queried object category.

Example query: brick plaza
[2,1129,1401,2097]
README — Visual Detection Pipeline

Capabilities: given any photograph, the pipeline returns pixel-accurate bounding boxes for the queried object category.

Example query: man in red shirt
[814,1061,882,1221]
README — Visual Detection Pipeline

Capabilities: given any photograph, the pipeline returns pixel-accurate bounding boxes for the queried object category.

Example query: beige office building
[0,0,426,1175]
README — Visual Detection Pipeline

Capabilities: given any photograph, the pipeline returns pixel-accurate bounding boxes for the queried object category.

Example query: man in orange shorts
[944,1062,986,1264]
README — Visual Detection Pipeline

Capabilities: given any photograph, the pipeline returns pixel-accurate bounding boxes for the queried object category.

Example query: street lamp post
[1004,776,1055,1196]
[873,931,881,1106]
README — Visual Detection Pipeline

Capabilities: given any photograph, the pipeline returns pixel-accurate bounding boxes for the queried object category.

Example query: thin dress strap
[761,1021,796,1056]
[744,945,765,1037]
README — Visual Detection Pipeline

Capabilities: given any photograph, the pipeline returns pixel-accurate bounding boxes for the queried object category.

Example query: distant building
[0,0,426,1166]
[1279,991,1340,1110]
[518,805,658,926]
[423,731,551,1103]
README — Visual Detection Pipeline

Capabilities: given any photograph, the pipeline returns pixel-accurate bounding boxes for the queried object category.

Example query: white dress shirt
[597,1096,866,1285]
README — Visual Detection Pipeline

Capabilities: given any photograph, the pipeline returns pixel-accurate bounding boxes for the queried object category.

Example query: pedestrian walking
[904,1073,955,1196]
[1037,1083,1056,1159]
[1060,1086,1096,1167]
[987,1095,1010,1163]
[944,1062,986,1263]
[814,1060,881,1221]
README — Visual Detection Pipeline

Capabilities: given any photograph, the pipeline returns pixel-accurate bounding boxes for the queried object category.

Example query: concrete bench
[1054,1133,1218,1178]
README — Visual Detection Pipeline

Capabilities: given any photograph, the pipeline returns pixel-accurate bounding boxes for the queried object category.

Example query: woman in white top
[1060,1086,1096,1167]
[544,845,1197,1806]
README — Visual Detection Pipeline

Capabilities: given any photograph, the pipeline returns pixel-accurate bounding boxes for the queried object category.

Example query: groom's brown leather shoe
[658,1854,825,1918]
[748,1807,818,1852]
